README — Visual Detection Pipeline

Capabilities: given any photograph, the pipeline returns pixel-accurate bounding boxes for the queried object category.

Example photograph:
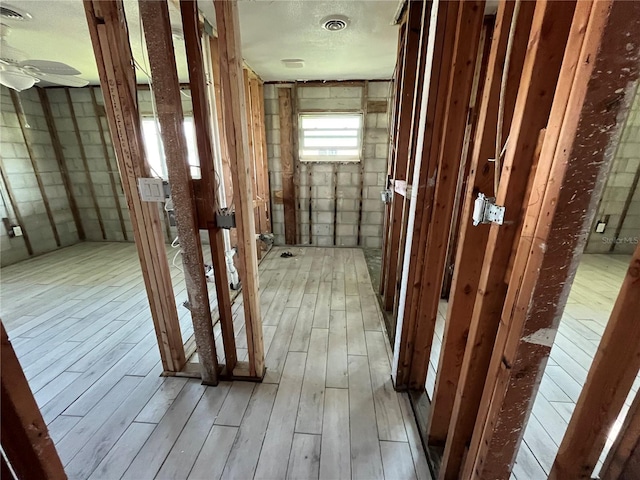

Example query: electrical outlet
[13,226,23,237]
[595,221,607,233]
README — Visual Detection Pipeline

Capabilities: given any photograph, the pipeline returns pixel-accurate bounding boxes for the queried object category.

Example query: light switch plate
[138,178,165,202]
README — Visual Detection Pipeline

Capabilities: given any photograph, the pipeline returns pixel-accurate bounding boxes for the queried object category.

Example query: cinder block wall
[0,86,80,266]
[0,86,194,266]
[264,81,391,248]
[586,85,640,254]
[46,87,132,242]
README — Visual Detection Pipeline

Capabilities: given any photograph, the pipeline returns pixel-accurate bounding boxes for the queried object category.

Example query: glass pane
[302,149,359,157]
[141,119,165,178]
[304,129,359,137]
[304,137,358,148]
[301,115,361,129]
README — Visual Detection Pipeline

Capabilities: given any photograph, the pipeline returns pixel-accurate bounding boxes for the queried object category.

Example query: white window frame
[298,112,363,163]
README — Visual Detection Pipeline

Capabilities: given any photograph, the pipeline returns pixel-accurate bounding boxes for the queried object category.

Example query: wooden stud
[140,0,219,385]
[440,17,493,298]
[1,321,66,480]
[0,156,33,255]
[65,88,107,240]
[381,3,423,312]
[278,87,297,245]
[89,86,128,241]
[10,90,61,247]
[429,0,535,457]
[393,0,461,389]
[333,163,338,245]
[438,1,575,476]
[380,24,406,297]
[257,82,272,234]
[243,70,259,240]
[180,0,237,373]
[601,388,640,480]
[83,0,186,372]
[464,2,639,476]
[214,0,264,378]
[38,87,85,241]
[249,77,270,239]
[406,1,485,393]
[357,81,368,246]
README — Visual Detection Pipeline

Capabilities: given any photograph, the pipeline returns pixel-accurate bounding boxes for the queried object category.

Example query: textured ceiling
[2,0,400,85]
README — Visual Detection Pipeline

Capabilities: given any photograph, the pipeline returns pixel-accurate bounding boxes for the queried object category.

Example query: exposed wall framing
[214,0,265,378]
[84,0,186,373]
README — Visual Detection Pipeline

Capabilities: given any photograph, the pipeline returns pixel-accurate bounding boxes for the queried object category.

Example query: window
[141,117,200,179]
[298,113,363,162]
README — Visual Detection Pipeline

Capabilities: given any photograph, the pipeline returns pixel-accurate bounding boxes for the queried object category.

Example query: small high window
[298,113,363,162]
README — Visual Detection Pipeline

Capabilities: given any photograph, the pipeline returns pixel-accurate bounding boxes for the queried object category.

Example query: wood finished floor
[1,242,432,480]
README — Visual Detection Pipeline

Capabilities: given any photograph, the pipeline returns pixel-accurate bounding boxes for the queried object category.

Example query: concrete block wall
[0,86,80,266]
[264,81,391,248]
[46,87,132,242]
[586,85,640,254]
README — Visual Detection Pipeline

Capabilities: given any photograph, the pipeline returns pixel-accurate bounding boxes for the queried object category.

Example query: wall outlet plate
[138,178,166,202]
[595,221,607,233]
[13,226,23,237]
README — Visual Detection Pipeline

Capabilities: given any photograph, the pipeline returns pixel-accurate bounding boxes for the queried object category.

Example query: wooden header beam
[464,1,640,476]
[83,0,186,372]
[214,0,264,378]
[139,0,219,385]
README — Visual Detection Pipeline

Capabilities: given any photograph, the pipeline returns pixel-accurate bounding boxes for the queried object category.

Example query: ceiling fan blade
[0,41,28,64]
[33,72,89,88]
[19,60,82,76]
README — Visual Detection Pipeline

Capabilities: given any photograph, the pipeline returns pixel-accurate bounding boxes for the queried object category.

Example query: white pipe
[392,0,440,383]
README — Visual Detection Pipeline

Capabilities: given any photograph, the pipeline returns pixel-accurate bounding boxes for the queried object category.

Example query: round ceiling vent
[0,5,32,21]
[322,15,349,32]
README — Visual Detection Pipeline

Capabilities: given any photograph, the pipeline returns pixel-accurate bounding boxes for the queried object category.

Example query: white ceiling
[2,0,400,85]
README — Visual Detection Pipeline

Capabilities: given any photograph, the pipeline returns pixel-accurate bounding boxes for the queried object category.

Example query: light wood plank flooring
[1,242,431,480]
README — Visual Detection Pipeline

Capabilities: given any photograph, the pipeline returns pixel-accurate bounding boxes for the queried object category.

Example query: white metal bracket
[472,193,505,226]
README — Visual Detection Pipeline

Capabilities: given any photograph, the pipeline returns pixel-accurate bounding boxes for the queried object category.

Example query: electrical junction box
[215,209,236,229]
